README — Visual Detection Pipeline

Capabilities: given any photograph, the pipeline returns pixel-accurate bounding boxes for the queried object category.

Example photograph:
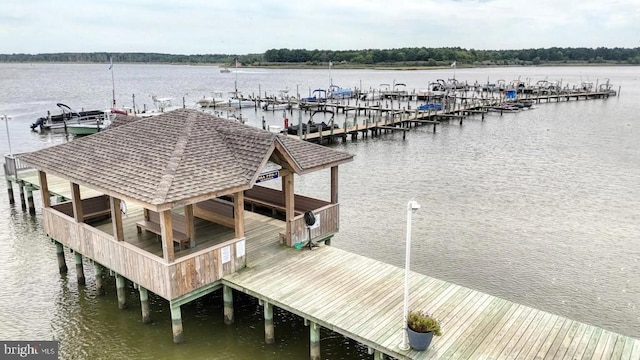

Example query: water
[0,64,638,359]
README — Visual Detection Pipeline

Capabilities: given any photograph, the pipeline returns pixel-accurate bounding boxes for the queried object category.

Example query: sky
[1,0,639,55]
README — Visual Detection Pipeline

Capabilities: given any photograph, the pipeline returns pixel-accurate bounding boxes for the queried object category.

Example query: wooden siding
[288,203,339,245]
[43,208,246,300]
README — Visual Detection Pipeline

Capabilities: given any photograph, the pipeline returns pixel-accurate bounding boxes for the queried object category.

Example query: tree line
[1,47,639,66]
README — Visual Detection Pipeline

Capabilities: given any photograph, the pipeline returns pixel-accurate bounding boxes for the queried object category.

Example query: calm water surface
[0,64,638,359]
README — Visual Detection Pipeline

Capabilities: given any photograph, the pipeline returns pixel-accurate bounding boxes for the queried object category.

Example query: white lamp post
[3,114,12,156]
[399,199,420,351]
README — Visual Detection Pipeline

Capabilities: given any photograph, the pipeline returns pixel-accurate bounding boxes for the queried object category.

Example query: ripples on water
[0,65,638,359]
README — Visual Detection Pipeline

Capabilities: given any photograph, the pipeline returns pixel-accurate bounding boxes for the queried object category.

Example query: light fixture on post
[3,114,12,156]
[399,199,420,351]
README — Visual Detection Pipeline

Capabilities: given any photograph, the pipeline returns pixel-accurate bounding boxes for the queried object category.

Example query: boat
[327,85,353,99]
[66,116,112,136]
[418,103,443,111]
[286,110,339,135]
[138,96,181,117]
[30,103,109,131]
[300,89,327,108]
[196,91,226,107]
[220,67,231,73]
[224,91,255,108]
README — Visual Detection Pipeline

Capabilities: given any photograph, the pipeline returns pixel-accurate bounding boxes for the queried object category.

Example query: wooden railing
[4,154,31,180]
[43,208,246,300]
[288,203,339,245]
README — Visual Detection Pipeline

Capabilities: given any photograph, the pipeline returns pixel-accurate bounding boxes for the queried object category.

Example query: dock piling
[140,286,151,324]
[26,185,35,215]
[74,252,85,286]
[6,178,14,205]
[310,321,321,360]
[116,273,127,309]
[264,301,274,344]
[55,241,67,274]
[170,302,184,344]
[93,262,105,295]
[19,183,26,211]
[223,285,234,325]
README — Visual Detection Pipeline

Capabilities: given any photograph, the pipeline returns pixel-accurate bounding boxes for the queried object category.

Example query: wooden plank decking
[223,246,640,360]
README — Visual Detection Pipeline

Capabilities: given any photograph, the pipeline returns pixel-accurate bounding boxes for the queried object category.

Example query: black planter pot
[407,327,434,351]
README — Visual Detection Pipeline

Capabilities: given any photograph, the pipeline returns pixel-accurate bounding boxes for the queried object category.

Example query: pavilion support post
[55,241,67,274]
[223,285,234,325]
[310,321,321,360]
[74,252,85,286]
[19,182,26,211]
[283,173,295,246]
[110,197,124,242]
[233,191,244,238]
[38,171,50,208]
[115,273,127,309]
[184,204,195,248]
[170,302,184,344]
[70,183,83,222]
[93,262,105,295]
[373,350,385,359]
[264,301,274,344]
[26,185,36,215]
[160,210,175,263]
[330,166,338,204]
[139,286,151,324]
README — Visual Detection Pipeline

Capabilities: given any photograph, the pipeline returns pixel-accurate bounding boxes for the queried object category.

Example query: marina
[1,63,634,355]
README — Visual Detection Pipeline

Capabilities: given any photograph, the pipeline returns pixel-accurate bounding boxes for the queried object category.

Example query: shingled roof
[20,109,353,209]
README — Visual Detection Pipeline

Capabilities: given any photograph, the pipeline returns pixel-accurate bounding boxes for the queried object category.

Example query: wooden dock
[223,245,640,359]
[288,91,614,144]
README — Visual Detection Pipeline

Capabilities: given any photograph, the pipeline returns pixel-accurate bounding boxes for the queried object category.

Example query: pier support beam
[26,185,35,215]
[139,286,151,324]
[223,285,234,325]
[310,321,321,360]
[93,263,105,295]
[74,252,85,286]
[115,274,127,309]
[6,179,15,205]
[373,350,385,359]
[170,302,184,344]
[55,241,67,274]
[264,301,274,344]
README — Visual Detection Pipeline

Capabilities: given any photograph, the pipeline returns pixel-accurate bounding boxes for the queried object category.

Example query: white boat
[196,91,226,107]
[138,96,181,117]
[66,116,112,136]
[224,92,255,108]
[30,103,109,131]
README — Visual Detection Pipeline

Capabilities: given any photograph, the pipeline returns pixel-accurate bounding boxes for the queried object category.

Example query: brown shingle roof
[20,109,353,208]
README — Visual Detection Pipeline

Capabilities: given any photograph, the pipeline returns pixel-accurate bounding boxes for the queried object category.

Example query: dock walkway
[224,245,640,359]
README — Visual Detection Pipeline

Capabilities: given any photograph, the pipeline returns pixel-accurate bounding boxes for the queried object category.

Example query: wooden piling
[26,185,35,215]
[140,286,151,324]
[6,179,14,205]
[116,273,127,309]
[373,350,385,359]
[310,321,321,360]
[93,262,104,295]
[55,241,67,274]
[170,302,184,344]
[223,284,234,325]
[19,183,26,211]
[264,301,274,344]
[74,252,85,286]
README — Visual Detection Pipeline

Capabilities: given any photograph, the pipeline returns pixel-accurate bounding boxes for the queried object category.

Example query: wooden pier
[286,90,615,144]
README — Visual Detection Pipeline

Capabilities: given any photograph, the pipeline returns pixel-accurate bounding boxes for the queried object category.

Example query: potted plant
[407,310,442,351]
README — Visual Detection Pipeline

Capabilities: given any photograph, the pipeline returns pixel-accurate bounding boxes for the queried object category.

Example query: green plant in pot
[407,310,442,351]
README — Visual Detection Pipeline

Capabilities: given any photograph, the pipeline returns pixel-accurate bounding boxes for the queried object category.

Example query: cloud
[0,0,638,54]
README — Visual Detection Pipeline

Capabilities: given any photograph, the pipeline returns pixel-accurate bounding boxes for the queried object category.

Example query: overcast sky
[1,0,638,55]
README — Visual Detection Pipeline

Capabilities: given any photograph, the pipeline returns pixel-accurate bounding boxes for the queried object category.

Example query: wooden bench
[51,194,111,223]
[136,210,190,250]
[243,186,330,218]
[193,198,235,228]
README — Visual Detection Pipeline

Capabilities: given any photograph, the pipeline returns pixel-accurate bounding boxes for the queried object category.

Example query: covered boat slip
[224,245,640,360]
